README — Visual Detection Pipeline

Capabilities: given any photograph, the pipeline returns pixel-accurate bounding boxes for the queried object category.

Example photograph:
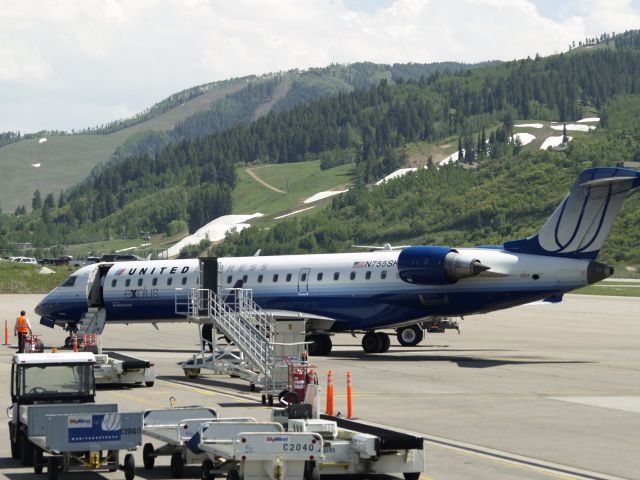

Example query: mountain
[2,30,640,268]
[0,62,481,212]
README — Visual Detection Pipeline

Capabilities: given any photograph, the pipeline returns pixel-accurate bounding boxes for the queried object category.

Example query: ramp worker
[14,310,32,353]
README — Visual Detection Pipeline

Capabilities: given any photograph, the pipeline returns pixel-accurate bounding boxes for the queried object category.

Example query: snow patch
[439,149,464,166]
[303,190,348,204]
[512,133,536,146]
[540,135,573,150]
[375,168,417,185]
[551,124,595,132]
[515,123,543,128]
[165,213,263,258]
[578,117,600,123]
[274,206,316,219]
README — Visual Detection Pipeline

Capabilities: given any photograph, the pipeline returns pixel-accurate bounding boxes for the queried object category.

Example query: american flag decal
[115,268,126,276]
[353,261,365,268]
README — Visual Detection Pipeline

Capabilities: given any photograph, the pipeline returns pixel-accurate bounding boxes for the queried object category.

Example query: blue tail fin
[504,167,640,259]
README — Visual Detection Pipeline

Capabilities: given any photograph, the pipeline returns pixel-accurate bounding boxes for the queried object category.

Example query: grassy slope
[0,261,72,294]
[232,160,354,216]
[0,82,246,212]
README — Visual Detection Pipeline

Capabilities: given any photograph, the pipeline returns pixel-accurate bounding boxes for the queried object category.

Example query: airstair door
[298,268,310,295]
[199,257,219,315]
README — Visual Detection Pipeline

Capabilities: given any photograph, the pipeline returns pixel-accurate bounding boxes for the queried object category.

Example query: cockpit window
[60,276,76,287]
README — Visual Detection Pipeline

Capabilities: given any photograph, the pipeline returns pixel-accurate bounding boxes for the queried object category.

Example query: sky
[2,0,640,134]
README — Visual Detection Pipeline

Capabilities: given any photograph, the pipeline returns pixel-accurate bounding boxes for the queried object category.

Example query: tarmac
[0,293,639,480]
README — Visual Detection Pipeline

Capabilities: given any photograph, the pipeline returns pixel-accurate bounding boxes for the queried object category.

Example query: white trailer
[141,405,221,476]
[197,420,323,480]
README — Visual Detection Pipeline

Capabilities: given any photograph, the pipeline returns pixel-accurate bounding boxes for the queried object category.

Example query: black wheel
[201,459,215,480]
[261,394,267,405]
[124,453,135,480]
[108,450,118,471]
[21,432,33,466]
[170,451,184,478]
[33,446,44,474]
[142,443,155,469]
[377,332,391,352]
[403,473,421,480]
[397,325,423,346]
[307,334,332,356]
[362,332,382,353]
[9,425,18,459]
[319,334,332,355]
[268,395,274,406]
[47,457,59,480]
[145,381,155,387]
[278,389,300,406]
[304,460,319,480]
[227,469,240,480]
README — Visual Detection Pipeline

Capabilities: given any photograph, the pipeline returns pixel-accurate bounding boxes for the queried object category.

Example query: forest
[1,30,640,266]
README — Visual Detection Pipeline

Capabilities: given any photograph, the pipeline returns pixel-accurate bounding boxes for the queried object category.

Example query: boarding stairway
[176,288,279,388]
[67,307,106,352]
[75,307,107,336]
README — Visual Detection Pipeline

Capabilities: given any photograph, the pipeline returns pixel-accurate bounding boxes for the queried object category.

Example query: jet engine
[397,246,490,285]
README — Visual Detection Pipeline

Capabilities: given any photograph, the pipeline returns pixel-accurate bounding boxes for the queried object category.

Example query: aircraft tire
[307,334,332,356]
[397,325,423,347]
[318,334,332,355]
[362,332,382,353]
[377,332,391,353]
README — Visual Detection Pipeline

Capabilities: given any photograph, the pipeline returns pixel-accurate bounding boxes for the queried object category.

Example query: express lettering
[125,288,160,300]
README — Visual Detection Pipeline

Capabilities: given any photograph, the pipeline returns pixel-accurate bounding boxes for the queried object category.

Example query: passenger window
[167,278,173,286]
[317,272,323,281]
[111,279,117,288]
[227,275,232,284]
[381,270,387,280]
[350,272,356,280]
[273,274,279,282]
[181,277,187,285]
[152,278,158,286]
[242,275,248,284]
[365,271,371,280]
[301,273,307,281]
[286,273,292,282]
[125,279,131,287]
[138,278,143,287]
[334,272,339,281]
[258,274,263,283]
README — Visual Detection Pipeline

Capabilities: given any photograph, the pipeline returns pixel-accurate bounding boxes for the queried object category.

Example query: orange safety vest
[16,316,29,333]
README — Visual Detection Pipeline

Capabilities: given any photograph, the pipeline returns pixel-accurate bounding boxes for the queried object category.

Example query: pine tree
[32,190,42,210]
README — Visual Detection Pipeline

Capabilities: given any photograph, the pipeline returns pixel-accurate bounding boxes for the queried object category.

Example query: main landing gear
[396,325,424,347]
[361,332,391,353]
[306,334,332,356]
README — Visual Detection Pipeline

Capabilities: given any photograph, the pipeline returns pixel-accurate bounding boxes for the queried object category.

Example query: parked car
[18,257,38,264]
[100,254,143,262]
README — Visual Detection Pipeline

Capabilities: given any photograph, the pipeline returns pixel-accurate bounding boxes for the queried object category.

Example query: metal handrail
[179,288,276,382]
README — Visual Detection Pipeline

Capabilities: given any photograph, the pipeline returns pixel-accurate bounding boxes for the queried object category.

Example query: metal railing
[176,288,275,378]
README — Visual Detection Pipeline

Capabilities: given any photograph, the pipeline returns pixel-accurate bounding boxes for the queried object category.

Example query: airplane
[35,166,640,355]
